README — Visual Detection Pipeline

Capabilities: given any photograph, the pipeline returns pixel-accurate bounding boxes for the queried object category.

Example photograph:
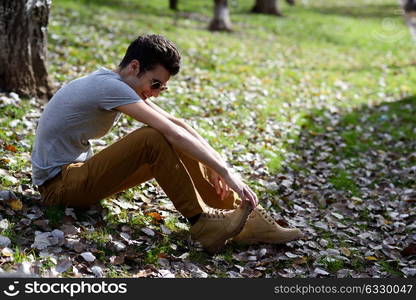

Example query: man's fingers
[214,177,220,195]
[225,183,230,199]
[221,178,230,200]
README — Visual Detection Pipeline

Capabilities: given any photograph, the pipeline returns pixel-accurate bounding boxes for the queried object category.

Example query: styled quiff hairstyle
[119,34,181,76]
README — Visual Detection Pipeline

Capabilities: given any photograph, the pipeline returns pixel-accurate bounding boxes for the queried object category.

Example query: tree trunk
[209,0,232,31]
[286,0,295,5]
[169,0,178,10]
[0,0,52,99]
[404,0,416,13]
[403,0,416,41]
[251,0,281,16]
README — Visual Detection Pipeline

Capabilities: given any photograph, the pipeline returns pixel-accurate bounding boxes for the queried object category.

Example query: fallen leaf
[365,256,378,261]
[401,267,416,277]
[5,144,17,152]
[293,256,308,265]
[0,233,11,244]
[285,252,299,258]
[135,269,154,278]
[341,247,351,257]
[158,253,169,259]
[33,220,51,231]
[55,258,72,273]
[1,247,14,257]
[31,232,52,250]
[74,242,86,253]
[60,224,78,235]
[91,265,103,277]
[314,268,329,275]
[147,212,163,221]
[8,199,23,211]
[110,255,125,265]
[80,252,96,262]
[0,190,17,201]
[401,243,416,256]
[141,227,155,236]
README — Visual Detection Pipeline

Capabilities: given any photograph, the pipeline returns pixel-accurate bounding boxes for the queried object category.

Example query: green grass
[320,257,345,273]
[0,223,16,243]
[45,0,416,174]
[379,260,404,277]
[328,168,360,196]
[79,227,112,246]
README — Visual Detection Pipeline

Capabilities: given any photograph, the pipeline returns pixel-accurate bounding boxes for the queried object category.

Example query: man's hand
[208,168,231,201]
[222,170,258,209]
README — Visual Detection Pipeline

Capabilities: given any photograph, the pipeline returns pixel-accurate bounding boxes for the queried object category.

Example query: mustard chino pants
[38,127,239,218]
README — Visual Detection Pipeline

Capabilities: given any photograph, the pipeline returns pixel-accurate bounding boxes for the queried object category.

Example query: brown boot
[190,201,253,254]
[232,205,303,245]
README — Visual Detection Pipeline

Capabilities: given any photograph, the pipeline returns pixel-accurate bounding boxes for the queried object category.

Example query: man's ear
[129,59,140,75]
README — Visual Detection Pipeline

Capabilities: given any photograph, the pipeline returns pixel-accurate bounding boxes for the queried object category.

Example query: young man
[31,34,302,254]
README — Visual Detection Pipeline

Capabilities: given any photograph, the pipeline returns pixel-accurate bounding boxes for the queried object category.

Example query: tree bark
[169,0,178,11]
[404,0,416,13]
[403,0,416,41]
[209,0,232,31]
[251,0,281,16]
[0,0,52,99]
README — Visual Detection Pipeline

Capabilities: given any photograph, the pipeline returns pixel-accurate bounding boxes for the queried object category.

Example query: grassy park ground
[0,0,415,277]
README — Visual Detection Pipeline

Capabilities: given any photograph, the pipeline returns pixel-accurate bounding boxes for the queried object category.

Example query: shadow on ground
[310,3,402,20]
[270,95,416,277]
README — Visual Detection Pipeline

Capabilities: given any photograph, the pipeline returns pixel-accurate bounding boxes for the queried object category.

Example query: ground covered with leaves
[0,0,415,277]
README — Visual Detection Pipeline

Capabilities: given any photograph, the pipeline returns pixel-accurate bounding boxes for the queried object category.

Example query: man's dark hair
[119,34,181,76]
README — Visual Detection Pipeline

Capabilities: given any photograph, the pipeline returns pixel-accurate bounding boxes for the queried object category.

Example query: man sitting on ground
[31,34,302,254]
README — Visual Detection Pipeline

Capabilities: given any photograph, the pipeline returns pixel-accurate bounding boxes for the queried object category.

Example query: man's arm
[143,99,224,161]
[116,101,258,207]
[143,99,232,199]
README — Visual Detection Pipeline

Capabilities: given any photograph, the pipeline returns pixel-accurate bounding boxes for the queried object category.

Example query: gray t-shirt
[31,67,141,186]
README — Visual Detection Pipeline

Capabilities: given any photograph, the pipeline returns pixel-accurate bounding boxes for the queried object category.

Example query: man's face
[124,61,171,100]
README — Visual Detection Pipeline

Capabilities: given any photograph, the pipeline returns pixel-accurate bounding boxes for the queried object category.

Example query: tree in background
[209,0,232,31]
[403,0,416,41]
[0,0,52,99]
[404,0,416,13]
[172,0,295,31]
[169,0,178,11]
[251,0,281,16]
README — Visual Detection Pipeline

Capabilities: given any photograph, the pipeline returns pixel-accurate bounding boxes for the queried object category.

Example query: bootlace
[204,207,232,219]
[258,207,276,224]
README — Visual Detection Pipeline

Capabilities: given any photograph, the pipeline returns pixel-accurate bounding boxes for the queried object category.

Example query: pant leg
[39,127,205,218]
[106,149,240,209]
[176,151,240,209]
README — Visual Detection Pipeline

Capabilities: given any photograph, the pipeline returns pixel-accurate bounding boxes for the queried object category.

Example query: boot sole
[205,201,253,254]
[232,230,304,245]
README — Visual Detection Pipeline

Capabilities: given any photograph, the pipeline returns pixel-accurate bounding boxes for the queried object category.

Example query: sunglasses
[150,79,168,92]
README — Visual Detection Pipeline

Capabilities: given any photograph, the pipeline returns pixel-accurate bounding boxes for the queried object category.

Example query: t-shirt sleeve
[98,78,142,111]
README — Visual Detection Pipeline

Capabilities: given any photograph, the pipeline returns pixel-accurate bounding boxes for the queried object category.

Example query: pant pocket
[60,163,91,207]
